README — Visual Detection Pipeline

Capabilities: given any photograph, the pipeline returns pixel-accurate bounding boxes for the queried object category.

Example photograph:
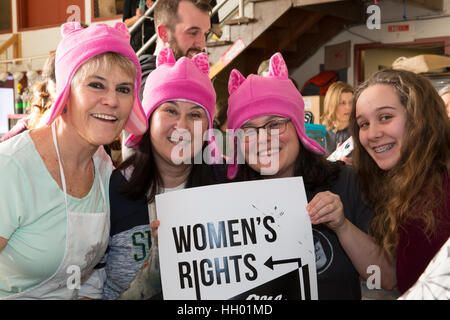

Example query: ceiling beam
[283,16,349,70]
[390,0,443,12]
[299,0,364,22]
[275,11,325,52]
[292,0,344,6]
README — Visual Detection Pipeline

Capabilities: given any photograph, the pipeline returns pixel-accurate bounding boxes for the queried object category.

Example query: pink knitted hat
[46,22,147,135]
[125,48,220,162]
[227,52,325,179]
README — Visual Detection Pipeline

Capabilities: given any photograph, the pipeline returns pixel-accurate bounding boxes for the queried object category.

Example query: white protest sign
[156,177,318,300]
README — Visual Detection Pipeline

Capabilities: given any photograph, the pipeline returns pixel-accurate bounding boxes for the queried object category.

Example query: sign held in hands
[156,177,318,300]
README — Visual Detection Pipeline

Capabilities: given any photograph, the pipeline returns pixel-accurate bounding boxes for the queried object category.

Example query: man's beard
[168,37,203,60]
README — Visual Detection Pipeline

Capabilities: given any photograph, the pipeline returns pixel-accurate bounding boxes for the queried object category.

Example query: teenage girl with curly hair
[350,69,450,294]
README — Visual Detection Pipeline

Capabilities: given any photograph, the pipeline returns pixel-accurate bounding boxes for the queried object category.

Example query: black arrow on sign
[264,256,302,270]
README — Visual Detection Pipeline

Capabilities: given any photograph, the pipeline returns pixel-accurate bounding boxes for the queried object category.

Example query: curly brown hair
[349,69,450,257]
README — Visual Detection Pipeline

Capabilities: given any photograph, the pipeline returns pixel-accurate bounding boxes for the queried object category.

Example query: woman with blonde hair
[350,69,450,294]
[321,81,354,157]
[0,22,146,299]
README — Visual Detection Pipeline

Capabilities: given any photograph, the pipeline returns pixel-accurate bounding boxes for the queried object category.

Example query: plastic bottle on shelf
[15,83,23,114]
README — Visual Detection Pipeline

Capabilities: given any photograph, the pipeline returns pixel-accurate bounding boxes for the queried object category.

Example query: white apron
[3,124,110,299]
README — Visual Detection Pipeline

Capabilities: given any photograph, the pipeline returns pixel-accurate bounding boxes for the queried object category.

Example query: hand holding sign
[307,191,347,233]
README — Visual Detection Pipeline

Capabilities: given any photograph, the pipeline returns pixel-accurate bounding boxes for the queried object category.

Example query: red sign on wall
[388,25,409,32]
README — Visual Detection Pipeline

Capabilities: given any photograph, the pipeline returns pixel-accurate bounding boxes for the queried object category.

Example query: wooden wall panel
[18,0,84,29]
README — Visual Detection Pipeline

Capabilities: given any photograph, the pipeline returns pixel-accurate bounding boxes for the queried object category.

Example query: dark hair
[117,128,219,203]
[231,141,343,191]
[154,0,211,31]
[213,100,228,130]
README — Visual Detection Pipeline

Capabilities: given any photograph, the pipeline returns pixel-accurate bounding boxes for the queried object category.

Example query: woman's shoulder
[0,131,42,177]
[0,131,31,157]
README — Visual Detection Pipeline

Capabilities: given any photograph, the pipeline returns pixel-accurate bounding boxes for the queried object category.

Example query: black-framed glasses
[241,118,291,141]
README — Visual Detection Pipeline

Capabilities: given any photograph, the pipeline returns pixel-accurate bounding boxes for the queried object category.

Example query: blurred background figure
[321,81,354,157]
[123,0,156,55]
[0,53,56,142]
[210,0,222,39]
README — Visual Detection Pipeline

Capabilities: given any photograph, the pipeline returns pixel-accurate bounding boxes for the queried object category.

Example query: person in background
[225,52,396,299]
[101,47,221,300]
[140,0,212,93]
[350,69,450,295]
[138,0,211,96]
[122,0,212,162]
[0,22,146,299]
[153,0,211,60]
[0,53,56,142]
[438,84,450,117]
[321,81,354,162]
[123,0,156,55]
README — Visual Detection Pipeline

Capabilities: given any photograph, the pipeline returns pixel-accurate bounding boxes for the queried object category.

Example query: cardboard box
[392,54,450,74]
[303,95,324,125]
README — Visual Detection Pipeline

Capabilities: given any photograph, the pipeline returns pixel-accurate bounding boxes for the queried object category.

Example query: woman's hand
[308,192,397,289]
[306,191,348,233]
[150,220,160,246]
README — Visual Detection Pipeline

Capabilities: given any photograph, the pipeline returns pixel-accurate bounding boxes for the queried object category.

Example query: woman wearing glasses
[225,52,396,299]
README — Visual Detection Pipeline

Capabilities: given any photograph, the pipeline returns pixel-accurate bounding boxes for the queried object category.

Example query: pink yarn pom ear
[61,22,82,37]
[157,47,176,67]
[114,22,130,39]
[228,69,246,94]
[192,52,210,75]
[268,52,288,79]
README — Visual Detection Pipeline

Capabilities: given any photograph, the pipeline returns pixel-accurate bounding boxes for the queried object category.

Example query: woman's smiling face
[150,100,208,167]
[65,63,135,146]
[355,84,408,171]
[240,114,299,178]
